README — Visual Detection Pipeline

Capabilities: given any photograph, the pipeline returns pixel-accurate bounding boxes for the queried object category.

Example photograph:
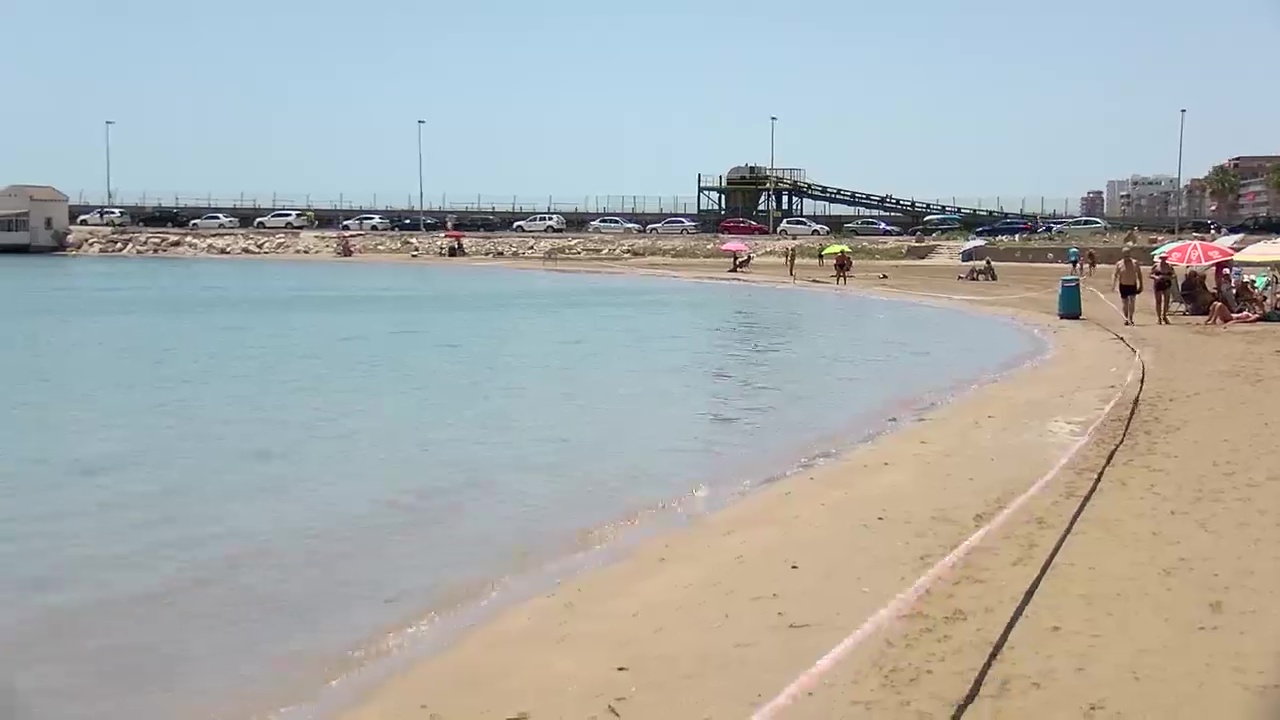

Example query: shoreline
[37,251,1095,720]
[37,253,1280,717]
[257,257,1056,720]
[308,259,1130,719]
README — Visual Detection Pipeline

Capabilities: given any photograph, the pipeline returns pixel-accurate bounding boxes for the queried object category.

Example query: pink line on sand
[751,310,1140,718]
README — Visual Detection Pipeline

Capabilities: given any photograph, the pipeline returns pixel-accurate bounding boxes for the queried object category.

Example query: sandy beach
[314,255,1280,719]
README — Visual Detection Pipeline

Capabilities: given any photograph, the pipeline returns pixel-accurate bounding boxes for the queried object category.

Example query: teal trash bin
[1058,276,1082,320]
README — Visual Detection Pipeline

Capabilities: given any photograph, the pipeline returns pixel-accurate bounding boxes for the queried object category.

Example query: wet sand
[330,257,1280,719]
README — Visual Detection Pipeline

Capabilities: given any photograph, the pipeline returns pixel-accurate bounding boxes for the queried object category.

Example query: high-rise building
[1079,190,1104,217]
[1105,175,1178,217]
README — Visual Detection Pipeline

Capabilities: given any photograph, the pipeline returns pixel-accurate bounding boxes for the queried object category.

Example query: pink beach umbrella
[1161,240,1234,267]
[720,241,751,253]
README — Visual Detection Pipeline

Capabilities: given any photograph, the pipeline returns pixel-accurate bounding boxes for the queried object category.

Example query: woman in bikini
[1150,254,1176,325]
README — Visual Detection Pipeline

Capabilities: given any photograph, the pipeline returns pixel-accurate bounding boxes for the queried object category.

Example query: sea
[0,255,1043,720]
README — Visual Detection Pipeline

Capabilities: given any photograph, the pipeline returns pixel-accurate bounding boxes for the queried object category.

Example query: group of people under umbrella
[1110,238,1280,326]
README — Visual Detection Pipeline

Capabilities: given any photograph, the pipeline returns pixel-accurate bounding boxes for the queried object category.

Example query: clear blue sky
[5,0,1276,205]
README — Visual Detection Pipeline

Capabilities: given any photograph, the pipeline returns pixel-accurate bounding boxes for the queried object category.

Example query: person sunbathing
[1204,300,1259,325]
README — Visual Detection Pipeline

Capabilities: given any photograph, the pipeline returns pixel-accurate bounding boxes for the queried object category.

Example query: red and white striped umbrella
[1161,240,1235,266]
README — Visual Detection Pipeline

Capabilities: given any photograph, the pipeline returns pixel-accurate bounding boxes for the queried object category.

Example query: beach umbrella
[719,241,751,253]
[1152,240,1181,256]
[1161,240,1234,266]
[821,244,853,255]
[1233,241,1280,264]
[960,238,987,252]
[1213,233,1247,248]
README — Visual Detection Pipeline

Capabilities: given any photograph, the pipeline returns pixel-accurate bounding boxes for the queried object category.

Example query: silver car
[586,216,642,233]
[645,217,699,234]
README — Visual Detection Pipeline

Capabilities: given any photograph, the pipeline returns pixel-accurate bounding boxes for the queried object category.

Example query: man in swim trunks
[1112,246,1143,325]
[1067,246,1080,275]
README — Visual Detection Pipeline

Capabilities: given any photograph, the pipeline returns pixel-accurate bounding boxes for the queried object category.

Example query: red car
[718,217,769,235]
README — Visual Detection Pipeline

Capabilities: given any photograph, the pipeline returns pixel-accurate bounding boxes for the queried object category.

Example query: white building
[1105,175,1178,217]
[0,184,70,252]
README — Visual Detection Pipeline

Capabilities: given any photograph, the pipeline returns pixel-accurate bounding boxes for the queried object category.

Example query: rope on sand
[950,316,1146,719]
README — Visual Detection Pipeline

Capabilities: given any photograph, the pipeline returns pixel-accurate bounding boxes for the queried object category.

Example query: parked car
[252,210,309,230]
[454,215,504,232]
[392,216,442,232]
[645,217,700,234]
[923,214,962,224]
[1226,215,1280,235]
[134,208,189,228]
[777,217,831,236]
[717,217,769,235]
[76,208,131,226]
[1177,219,1223,234]
[907,218,963,236]
[973,218,1034,237]
[512,214,566,233]
[842,218,903,236]
[586,216,643,233]
[188,213,240,229]
[1052,217,1110,235]
[341,214,392,231]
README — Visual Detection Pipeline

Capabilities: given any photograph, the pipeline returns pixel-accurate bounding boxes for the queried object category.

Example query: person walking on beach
[1085,248,1098,276]
[1112,246,1143,326]
[785,246,797,277]
[1067,246,1080,275]
[816,246,825,267]
[1151,253,1176,325]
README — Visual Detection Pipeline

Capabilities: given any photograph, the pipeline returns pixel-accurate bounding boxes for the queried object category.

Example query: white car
[777,217,831,236]
[76,208,131,226]
[645,217,699,234]
[586,216,643,233]
[1053,217,1110,235]
[188,213,240,229]
[512,214,566,233]
[341,214,391,231]
[252,210,309,230]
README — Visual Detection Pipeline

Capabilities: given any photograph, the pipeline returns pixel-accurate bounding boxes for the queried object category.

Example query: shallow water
[0,256,1040,719]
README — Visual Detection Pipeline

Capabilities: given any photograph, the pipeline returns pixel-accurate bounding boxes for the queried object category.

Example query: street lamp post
[768,115,777,233]
[104,120,116,205]
[1174,109,1186,236]
[417,120,426,230]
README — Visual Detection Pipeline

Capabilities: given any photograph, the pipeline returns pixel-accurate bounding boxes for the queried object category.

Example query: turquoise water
[0,256,1041,720]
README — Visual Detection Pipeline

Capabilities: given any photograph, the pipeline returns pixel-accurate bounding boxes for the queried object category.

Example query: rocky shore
[61,228,908,260]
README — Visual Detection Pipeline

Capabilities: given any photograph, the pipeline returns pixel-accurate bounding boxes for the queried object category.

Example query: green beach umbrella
[821,244,853,256]
[1152,240,1181,256]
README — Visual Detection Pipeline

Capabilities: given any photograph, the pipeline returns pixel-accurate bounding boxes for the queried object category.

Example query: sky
[4,0,1277,208]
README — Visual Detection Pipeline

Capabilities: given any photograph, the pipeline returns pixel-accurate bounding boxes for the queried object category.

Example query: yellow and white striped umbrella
[1233,240,1280,264]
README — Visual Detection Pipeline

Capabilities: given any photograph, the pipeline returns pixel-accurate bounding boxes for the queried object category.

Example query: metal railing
[73,190,700,215]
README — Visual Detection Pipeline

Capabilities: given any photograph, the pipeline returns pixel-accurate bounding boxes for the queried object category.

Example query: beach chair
[1170,286,1188,314]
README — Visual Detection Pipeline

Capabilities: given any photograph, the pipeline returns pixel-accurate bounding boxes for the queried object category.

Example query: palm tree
[1203,164,1240,219]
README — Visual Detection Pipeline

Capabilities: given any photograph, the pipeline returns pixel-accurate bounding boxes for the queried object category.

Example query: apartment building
[1078,190,1104,217]
[1222,155,1280,181]
[1105,175,1178,217]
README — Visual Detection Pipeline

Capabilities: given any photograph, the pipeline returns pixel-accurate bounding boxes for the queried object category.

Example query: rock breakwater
[62,228,911,260]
